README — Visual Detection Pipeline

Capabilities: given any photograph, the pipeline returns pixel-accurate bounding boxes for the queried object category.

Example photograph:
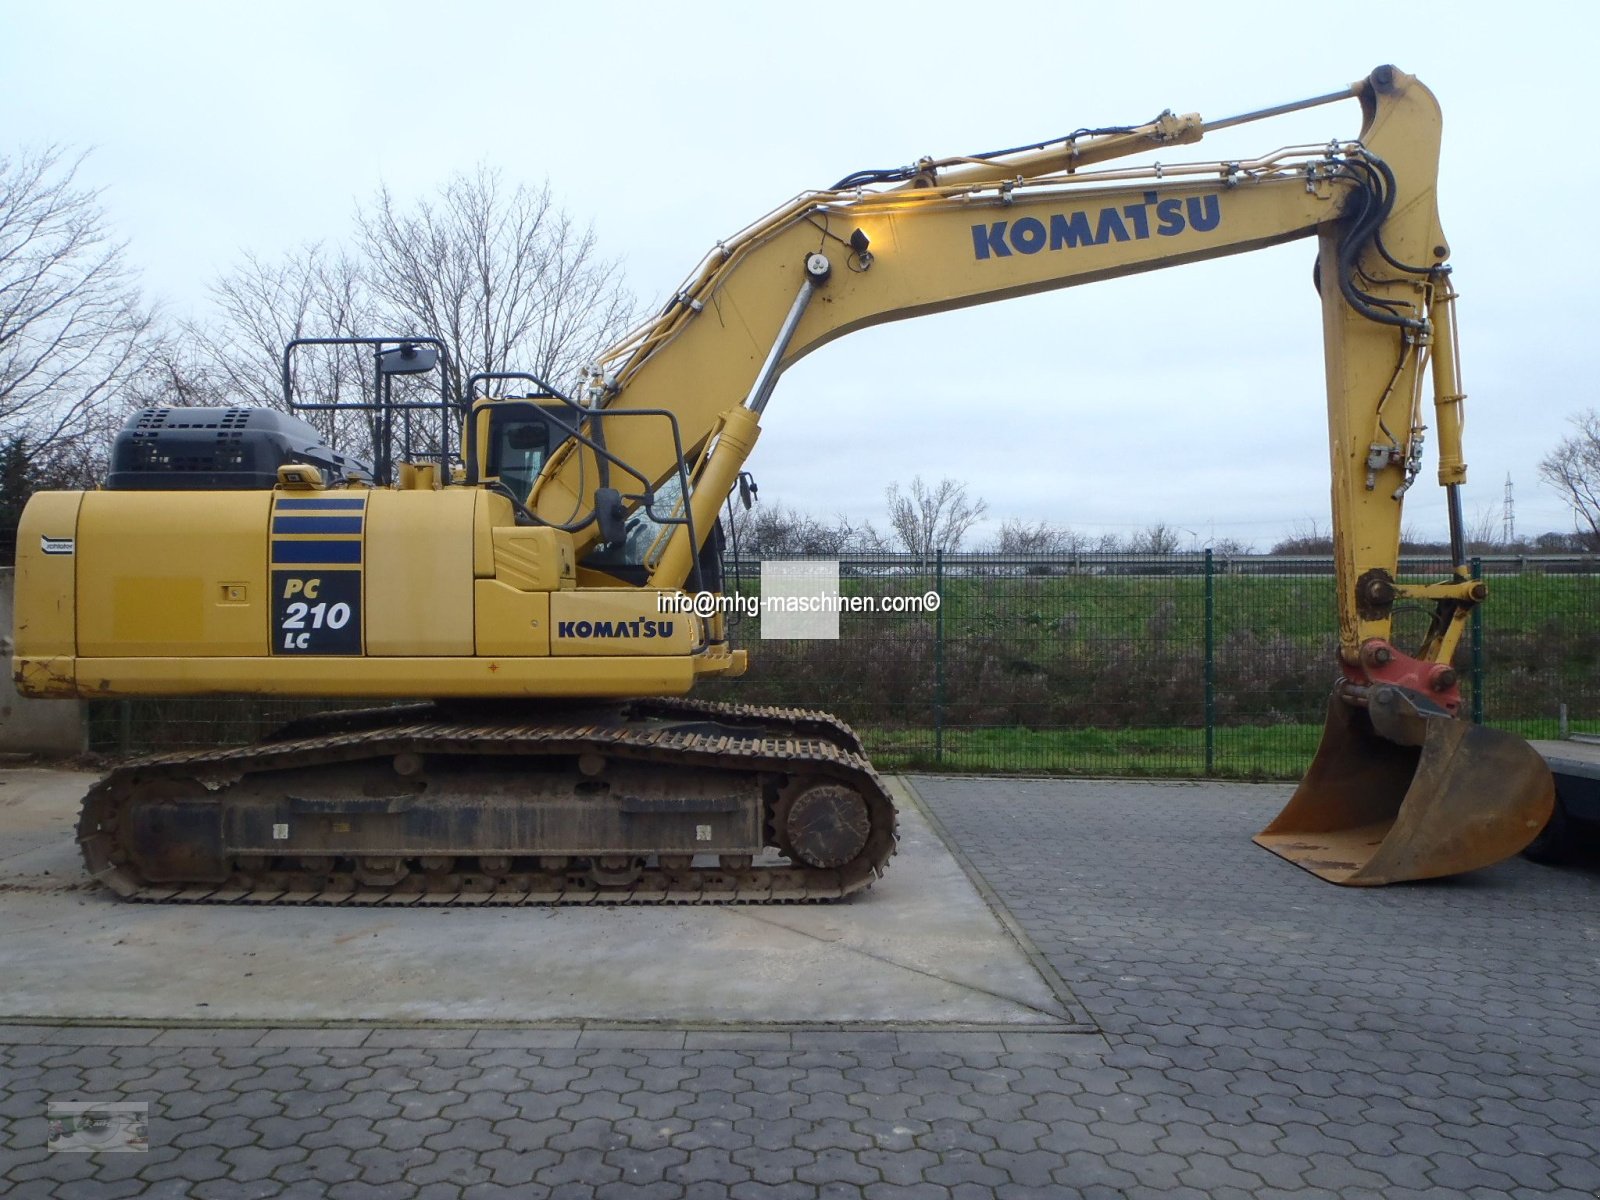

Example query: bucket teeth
[1255,690,1555,885]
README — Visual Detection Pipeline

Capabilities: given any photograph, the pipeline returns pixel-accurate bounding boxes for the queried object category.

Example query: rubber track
[626,696,867,755]
[78,699,896,906]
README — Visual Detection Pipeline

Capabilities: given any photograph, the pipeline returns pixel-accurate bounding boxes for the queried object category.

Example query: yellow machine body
[16,486,734,700]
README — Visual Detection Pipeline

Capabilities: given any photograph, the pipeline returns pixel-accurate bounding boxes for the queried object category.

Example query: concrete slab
[469,1028,582,1048]
[149,1026,273,1047]
[0,768,1081,1029]
[682,1030,794,1051]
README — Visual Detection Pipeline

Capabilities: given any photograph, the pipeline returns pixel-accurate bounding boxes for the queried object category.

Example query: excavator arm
[530,64,1553,883]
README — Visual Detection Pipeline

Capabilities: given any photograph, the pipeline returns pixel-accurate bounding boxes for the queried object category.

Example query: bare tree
[729,502,886,558]
[0,145,156,451]
[1533,530,1593,552]
[994,518,1088,555]
[1206,536,1255,556]
[1128,522,1182,555]
[128,343,234,409]
[1539,409,1600,551]
[1465,504,1504,555]
[1271,519,1333,555]
[183,168,636,469]
[357,168,635,400]
[189,246,383,455]
[885,476,987,565]
[203,248,369,405]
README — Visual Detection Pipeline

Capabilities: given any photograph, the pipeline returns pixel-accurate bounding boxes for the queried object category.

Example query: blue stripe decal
[271,516,365,534]
[271,540,363,565]
[274,497,368,510]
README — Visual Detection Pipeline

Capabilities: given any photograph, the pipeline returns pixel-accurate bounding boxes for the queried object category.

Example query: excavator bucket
[1254,688,1555,885]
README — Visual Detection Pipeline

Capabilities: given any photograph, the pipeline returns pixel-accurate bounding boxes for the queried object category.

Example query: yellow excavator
[12,65,1553,902]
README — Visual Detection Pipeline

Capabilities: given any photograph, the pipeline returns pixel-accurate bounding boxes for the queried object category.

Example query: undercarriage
[78,698,897,905]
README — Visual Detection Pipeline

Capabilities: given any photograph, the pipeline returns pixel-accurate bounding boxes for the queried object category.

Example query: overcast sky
[4,1,1593,548]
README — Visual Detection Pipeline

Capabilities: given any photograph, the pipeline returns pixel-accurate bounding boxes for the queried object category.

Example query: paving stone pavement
[2,777,1597,1198]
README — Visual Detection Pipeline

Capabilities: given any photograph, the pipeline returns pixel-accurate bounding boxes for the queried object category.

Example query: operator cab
[463,369,717,590]
[466,376,719,590]
[480,399,572,505]
[462,366,581,509]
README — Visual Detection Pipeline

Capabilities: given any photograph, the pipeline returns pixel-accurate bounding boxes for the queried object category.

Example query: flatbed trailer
[1525,738,1600,863]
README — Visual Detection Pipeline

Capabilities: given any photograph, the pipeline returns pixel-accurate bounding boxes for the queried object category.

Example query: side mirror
[595,487,627,545]
[378,343,438,376]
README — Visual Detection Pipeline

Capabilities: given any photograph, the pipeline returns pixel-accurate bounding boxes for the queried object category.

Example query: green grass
[753,569,1596,638]
[863,723,1311,778]
[859,717,1600,780]
[929,572,1600,648]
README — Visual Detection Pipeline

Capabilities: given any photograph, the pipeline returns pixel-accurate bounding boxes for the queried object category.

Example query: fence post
[1470,556,1484,725]
[934,550,945,766]
[1203,548,1215,775]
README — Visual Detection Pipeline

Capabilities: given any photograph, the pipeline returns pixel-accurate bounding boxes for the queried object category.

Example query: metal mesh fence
[87,552,1600,778]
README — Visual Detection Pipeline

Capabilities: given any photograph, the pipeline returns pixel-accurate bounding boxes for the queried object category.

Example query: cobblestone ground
[1,778,1597,1198]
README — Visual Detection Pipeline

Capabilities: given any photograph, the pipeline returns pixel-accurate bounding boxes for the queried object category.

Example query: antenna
[1502,473,1515,545]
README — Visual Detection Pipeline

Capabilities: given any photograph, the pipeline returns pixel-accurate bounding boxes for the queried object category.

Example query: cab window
[487,409,552,503]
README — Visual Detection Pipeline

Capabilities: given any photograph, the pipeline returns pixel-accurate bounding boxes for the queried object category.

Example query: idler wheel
[778,781,870,869]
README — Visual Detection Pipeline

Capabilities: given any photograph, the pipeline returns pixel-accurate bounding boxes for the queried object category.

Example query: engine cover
[106,407,371,490]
